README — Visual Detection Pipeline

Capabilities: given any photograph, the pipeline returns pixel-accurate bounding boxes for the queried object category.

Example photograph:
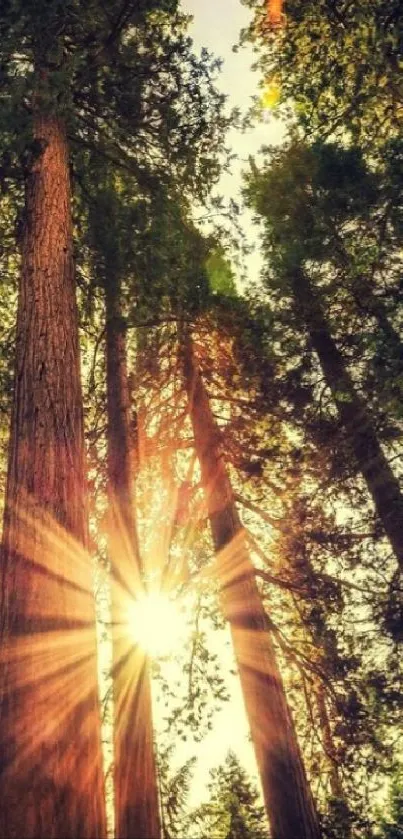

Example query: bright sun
[126,592,187,658]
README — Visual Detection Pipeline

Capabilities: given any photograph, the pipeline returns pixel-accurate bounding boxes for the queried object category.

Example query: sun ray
[126,591,188,658]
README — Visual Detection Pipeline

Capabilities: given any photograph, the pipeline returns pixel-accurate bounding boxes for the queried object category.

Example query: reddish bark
[0,114,106,837]
[105,278,160,839]
[181,328,321,839]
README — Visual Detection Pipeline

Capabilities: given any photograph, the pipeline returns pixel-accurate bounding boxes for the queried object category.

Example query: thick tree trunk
[292,267,403,571]
[105,279,160,839]
[181,328,321,839]
[0,114,106,837]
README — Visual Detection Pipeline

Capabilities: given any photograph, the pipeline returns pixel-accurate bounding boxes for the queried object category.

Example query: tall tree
[0,47,106,839]
[245,154,403,580]
[180,325,321,839]
[0,1,183,834]
[106,269,160,839]
[289,265,403,574]
[88,180,160,839]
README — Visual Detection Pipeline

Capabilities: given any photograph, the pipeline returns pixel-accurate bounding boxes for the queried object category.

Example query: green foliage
[193,751,267,839]
[375,766,403,839]
[158,744,197,839]
[244,136,403,424]
[241,69,403,828]
[206,248,237,297]
[0,0,229,198]
[245,140,378,266]
[0,191,19,515]
[244,0,403,152]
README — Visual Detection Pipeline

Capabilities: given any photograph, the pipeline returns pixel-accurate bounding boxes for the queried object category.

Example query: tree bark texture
[181,328,322,839]
[0,114,106,837]
[105,279,160,839]
[292,268,403,572]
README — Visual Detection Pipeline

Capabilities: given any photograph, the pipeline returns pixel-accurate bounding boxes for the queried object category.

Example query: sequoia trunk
[292,267,403,571]
[0,114,106,837]
[181,328,321,839]
[105,278,160,839]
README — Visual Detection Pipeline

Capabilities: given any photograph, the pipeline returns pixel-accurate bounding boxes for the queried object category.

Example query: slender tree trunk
[315,685,352,837]
[105,277,160,839]
[181,327,321,839]
[292,267,403,571]
[0,113,106,837]
[315,686,343,801]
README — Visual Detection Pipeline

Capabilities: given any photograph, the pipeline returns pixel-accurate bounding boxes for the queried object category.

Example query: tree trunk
[0,114,106,837]
[292,267,403,571]
[181,327,321,839]
[105,278,160,839]
[315,686,343,801]
[315,685,352,837]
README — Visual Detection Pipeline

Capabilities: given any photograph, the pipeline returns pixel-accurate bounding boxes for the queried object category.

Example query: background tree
[244,141,403,631]
[193,750,267,839]
[375,765,403,839]
[158,744,196,839]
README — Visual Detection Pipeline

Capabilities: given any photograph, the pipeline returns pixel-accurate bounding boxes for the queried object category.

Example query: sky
[182,0,285,288]
[150,0,286,810]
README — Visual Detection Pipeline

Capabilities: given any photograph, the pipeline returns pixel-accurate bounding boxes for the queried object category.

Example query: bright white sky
[152,0,286,812]
[183,0,285,288]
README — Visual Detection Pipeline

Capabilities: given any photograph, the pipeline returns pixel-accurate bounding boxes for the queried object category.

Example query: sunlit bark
[181,326,321,839]
[292,267,403,572]
[104,276,160,839]
[0,112,106,837]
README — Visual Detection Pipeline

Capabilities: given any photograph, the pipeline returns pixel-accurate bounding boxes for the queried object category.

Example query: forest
[0,0,401,837]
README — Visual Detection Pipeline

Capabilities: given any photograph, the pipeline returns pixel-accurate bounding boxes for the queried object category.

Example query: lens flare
[126,592,187,658]
[261,78,281,110]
